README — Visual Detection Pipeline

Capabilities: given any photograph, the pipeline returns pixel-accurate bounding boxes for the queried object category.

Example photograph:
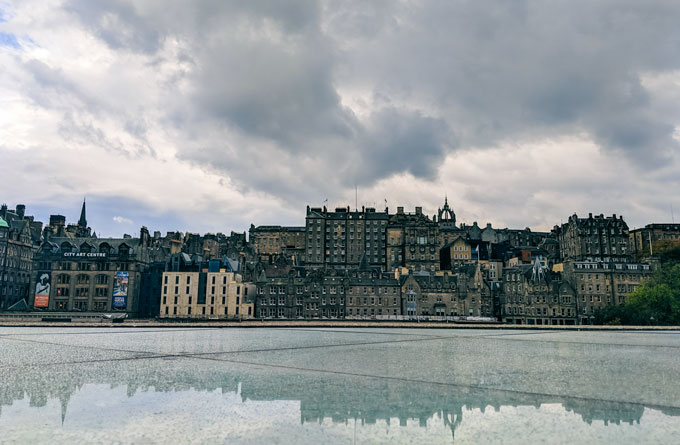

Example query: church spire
[78,198,87,228]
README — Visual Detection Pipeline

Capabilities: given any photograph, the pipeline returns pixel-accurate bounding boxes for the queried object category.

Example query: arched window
[60,242,74,253]
[57,274,70,285]
[76,274,90,285]
[80,243,92,253]
[99,243,111,254]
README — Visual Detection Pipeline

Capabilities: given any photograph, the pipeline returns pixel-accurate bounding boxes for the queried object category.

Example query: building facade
[555,213,630,263]
[160,269,254,319]
[304,206,388,271]
[0,216,35,309]
[249,225,306,263]
[387,207,440,273]
[500,261,578,325]
[629,223,680,258]
[562,260,653,324]
[30,234,151,315]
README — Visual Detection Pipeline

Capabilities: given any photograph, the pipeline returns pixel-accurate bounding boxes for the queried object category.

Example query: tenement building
[30,229,152,315]
[400,264,493,317]
[255,267,347,319]
[346,264,401,318]
[629,223,680,258]
[304,206,388,271]
[562,260,652,324]
[249,225,306,264]
[500,260,578,325]
[555,213,630,262]
[387,206,440,273]
[0,215,35,309]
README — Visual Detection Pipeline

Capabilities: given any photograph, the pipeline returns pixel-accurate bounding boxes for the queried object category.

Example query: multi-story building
[400,264,493,317]
[346,266,401,318]
[159,265,254,319]
[387,206,440,273]
[439,236,473,270]
[500,261,578,325]
[629,223,680,258]
[254,267,347,319]
[555,213,630,263]
[304,206,388,271]
[249,225,306,263]
[0,204,43,310]
[562,260,653,324]
[30,229,152,315]
[0,216,35,309]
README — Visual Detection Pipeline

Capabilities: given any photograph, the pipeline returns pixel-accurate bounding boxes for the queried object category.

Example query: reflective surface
[1,327,679,443]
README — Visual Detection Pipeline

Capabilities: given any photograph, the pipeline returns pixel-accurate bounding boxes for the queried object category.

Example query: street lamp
[589,315,595,326]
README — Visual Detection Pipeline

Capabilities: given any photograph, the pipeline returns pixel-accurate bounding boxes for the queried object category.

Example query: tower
[438,196,456,227]
[78,198,87,228]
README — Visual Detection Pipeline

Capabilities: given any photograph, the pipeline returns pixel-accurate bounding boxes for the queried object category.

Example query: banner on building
[33,273,51,308]
[112,272,129,310]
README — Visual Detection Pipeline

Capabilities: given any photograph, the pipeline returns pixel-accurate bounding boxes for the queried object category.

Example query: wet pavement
[1,327,679,443]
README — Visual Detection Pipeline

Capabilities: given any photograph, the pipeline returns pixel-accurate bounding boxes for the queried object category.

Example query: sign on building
[112,271,129,310]
[34,273,51,308]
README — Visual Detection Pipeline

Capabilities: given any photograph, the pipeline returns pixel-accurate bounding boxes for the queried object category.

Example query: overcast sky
[1,0,679,237]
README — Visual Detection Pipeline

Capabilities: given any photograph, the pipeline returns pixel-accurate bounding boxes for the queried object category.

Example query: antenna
[672,205,675,224]
[355,185,358,211]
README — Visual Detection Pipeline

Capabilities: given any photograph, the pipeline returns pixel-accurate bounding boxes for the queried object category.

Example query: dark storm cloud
[355,108,453,181]
[57,0,680,201]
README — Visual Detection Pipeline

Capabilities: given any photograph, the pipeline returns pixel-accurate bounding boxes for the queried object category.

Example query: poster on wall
[112,272,129,310]
[34,273,51,308]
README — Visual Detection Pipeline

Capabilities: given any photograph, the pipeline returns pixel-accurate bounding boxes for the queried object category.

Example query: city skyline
[1,1,679,237]
[0,197,675,239]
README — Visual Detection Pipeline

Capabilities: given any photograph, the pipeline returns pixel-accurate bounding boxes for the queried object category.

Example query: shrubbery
[595,240,680,326]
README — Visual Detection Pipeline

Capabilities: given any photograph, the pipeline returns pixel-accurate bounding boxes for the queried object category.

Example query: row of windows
[163,305,251,316]
[162,295,242,306]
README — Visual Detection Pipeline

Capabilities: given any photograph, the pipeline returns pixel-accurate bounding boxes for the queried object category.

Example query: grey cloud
[353,108,453,182]
[12,0,680,218]
[65,0,163,54]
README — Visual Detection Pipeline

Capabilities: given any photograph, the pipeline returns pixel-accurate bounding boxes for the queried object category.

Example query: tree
[596,263,680,325]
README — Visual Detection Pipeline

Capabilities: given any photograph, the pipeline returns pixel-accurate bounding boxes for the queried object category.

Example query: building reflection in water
[2,357,678,439]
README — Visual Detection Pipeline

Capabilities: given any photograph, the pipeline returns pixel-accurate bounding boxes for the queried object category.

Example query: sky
[1,0,679,237]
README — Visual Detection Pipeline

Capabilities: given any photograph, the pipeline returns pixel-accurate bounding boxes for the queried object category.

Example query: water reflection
[2,356,678,441]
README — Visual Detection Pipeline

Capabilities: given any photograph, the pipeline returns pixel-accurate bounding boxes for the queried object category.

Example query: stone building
[30,229,152,315]
[346,261,401,318]
[400,264,493,317]
[41,200,92,240]
[249,225,306,264]
[562,260,653,324]
[0,215,35,309]
[439,236,473,270]
[629,223,680,258]
[304,206,388,271]
[555,213,630,263]
[255,266,304,319]
[0,203,43,310]
[254,267,347,319]
[159,262,254,319]
[387,206,440,273]
[500,260,578,325]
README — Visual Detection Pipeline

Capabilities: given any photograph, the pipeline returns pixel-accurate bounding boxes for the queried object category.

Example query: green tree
[596,263,680,325]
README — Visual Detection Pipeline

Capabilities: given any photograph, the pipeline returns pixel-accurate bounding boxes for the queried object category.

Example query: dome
[0,217,9,228]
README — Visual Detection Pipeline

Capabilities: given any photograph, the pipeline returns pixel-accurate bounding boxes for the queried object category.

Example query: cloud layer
[1,0,679,236]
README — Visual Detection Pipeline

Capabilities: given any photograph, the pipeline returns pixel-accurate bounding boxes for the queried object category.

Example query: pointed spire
[60,394,69,425]
[78,198,87,228]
